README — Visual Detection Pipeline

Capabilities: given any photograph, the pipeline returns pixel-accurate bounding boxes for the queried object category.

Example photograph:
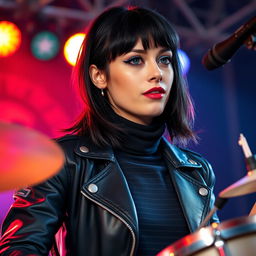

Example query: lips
[143,87,166,95]
[142,87,166,99]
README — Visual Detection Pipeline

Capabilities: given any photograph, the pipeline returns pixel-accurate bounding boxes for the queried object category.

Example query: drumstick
[238,134,256,217]
[199,197,228,229]
[199,207,218,229]
[238,133,252,158]
[200,134,255,227]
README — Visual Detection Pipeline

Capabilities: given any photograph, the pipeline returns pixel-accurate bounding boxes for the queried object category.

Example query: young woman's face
[105,39,174,125]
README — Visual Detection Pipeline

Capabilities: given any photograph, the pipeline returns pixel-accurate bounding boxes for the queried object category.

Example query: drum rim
[160,215,256,256]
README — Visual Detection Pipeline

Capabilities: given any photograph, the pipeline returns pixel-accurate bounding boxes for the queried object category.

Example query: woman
[0,6,218,256]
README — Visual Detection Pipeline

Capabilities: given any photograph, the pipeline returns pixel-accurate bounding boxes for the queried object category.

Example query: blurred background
[0,0,255,231]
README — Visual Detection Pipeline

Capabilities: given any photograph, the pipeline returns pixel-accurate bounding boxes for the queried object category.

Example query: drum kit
[0,122,255,256]
[157,134,256,256]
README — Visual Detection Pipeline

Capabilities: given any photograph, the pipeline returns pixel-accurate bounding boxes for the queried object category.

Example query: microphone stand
[202,16,256,70]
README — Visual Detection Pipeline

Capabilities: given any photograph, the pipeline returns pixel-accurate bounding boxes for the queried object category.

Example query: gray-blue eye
[124,56,143,65]
[159,56,172,65]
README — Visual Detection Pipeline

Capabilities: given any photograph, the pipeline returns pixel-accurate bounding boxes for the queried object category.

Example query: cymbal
[219,170,256,198]
[0,122,65,192]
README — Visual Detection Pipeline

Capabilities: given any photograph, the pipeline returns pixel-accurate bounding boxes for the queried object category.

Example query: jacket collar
[74,136,115,161]
[161,137,202,169]
[74,136,201,169]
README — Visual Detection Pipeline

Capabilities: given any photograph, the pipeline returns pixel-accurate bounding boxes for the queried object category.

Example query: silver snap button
[88,184,98,193]
[199,187,208,196]
[80,146,89,153]
[188,159,197,165]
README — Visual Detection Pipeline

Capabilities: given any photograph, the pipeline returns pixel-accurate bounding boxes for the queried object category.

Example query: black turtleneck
[111,112,190,256]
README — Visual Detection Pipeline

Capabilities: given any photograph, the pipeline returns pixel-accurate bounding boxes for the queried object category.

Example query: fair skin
[89,39,174,125]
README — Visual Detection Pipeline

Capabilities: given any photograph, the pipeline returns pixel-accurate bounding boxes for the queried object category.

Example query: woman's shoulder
[162,138,210,165]
[162,137,204,163]
[55,134,81,149]
[54,134,92,155]
[177,145,213,172]
[55,134,81,143]
[54,134,111,157]
[162,138,215,184]
[178,146,215,187]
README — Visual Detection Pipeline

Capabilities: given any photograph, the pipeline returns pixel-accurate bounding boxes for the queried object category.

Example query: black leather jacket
[0,135,218,256]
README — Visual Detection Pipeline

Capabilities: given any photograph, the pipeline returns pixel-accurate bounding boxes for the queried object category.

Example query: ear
[89,64,107,89]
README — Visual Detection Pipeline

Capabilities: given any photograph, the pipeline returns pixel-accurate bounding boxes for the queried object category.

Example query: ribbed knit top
[112,113,190,256]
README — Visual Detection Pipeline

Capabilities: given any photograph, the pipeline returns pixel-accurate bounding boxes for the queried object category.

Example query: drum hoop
[163,215,256,256]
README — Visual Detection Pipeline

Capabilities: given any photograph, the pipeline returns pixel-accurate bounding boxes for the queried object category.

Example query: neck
[109,110,165,155]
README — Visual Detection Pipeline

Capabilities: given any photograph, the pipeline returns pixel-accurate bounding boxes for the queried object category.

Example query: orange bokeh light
[0,21,21,57]
[63,33,85,66]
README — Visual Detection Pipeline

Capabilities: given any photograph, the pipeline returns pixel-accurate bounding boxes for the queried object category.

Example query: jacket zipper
[81,190,136,256]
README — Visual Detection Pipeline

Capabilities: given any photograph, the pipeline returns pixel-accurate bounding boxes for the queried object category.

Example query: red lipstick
[143,87,166,99]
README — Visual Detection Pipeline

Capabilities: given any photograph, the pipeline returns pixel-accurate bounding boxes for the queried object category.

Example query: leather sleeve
[0,162,69,256]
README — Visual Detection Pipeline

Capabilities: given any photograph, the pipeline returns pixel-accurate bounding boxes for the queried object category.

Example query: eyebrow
[130,48,172,54]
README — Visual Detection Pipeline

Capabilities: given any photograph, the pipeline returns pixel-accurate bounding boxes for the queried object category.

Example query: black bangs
[105,7,179,61]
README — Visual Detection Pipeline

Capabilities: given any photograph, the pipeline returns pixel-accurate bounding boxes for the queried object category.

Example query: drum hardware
[212,226,231,256]
[219,134,256,198]
[200,134,256,228]
[0,121,65,191]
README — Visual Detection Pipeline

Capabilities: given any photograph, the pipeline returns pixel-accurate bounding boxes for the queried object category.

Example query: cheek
[165,71,174,92]
[168,68,175,82]
[165,74,174,101]
[108,71,137,94]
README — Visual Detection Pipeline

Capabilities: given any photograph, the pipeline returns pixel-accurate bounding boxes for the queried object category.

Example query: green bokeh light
[31,31,60,60]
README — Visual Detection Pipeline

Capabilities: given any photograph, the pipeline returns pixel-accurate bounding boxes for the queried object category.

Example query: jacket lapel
[75,138,138,236]
[162,138,211,232]
[168,169,211,232]
[82,161,138,232]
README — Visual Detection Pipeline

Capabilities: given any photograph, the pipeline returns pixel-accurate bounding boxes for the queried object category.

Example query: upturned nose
[148,62,163,82]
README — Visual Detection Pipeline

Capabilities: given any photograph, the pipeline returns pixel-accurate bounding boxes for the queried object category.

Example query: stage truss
[0,0,255,51]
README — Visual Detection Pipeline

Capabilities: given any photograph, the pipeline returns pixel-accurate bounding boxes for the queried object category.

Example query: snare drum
[157,215,256,256]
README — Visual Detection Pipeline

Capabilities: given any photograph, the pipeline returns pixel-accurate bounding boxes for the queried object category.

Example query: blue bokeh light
[178,49,190,75]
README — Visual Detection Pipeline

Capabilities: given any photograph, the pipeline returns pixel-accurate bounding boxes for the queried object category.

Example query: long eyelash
[123,56,141,64]
[160,56,172,61]
[159,56,172,64]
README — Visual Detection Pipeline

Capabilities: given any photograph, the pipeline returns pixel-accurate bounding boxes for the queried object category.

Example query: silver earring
[101,89,104,96]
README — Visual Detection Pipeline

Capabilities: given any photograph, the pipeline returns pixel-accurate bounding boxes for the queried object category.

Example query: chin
[148,108,165,117]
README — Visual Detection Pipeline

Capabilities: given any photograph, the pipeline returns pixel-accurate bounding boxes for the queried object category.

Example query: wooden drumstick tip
[238,133,252,158]
[238,133,244,146]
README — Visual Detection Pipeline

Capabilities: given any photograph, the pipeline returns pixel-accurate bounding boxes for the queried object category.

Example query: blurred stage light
[178,49,190,75]
[31,31,60,60]
[0,21,21,57]
[64,33,85,66]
